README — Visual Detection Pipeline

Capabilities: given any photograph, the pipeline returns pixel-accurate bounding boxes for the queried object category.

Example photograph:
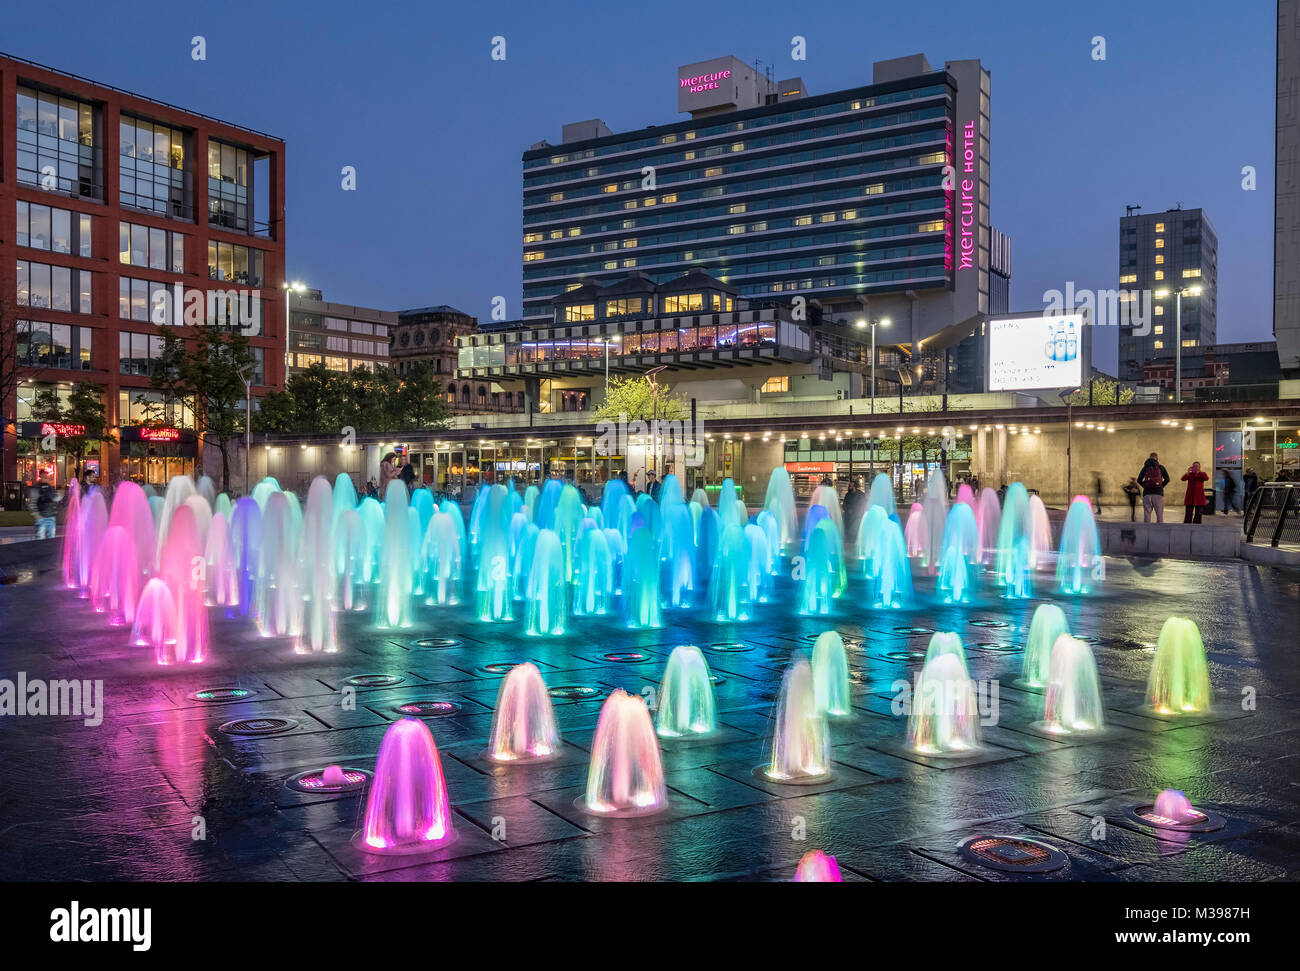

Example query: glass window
[17,87,102,198]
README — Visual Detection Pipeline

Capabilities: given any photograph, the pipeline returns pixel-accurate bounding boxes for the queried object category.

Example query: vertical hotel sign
[958,118,976,272]
[943,125,955,273]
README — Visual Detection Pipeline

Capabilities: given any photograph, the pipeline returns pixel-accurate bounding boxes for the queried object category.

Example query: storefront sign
[139,427,181,443]
[20,421,87,438]
[785,462,834,474]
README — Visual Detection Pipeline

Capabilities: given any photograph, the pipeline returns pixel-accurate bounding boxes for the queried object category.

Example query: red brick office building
[1,52,285,491]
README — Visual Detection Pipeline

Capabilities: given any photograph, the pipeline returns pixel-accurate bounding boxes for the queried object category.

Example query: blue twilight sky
[1,0,1278,372]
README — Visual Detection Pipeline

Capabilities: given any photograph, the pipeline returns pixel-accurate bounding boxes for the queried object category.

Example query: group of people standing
[1122,452,1260,524]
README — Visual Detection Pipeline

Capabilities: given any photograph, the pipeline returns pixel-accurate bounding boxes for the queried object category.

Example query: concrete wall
[998,426,1215,507]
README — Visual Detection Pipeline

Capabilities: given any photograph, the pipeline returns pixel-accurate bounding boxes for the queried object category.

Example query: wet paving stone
[1,555,1298,881]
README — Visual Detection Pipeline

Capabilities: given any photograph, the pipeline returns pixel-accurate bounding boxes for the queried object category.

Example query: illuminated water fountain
[1019,603,1069,689]
[1039,634,1105,734]
[764,467,798,553]
[584,690,668,815]
[1147,617,1212,714]
[937,502,979,603]
[525,529,568,636]
[574,526,615,616]
[89,525,140,626]
[622,526,662,629]
[486,663,560,762]
[298,476,338,653]
[377,481,415,628]
[907,653,981,756]
[793,850,843,882]
[358,717,456,853]
[710,523,751,621]
[810,630,852,717]
[656,645,717,738]
[763,657,831,783]
[1057,496,1104,595]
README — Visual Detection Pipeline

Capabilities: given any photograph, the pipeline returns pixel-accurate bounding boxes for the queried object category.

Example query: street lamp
[239,363,254,496]
[855,317,890,414]
[602,335,621,399]
[1058,386,1080,499]
[645,365,667,476]
[1154,285,1202,403]
[281,280,307,382]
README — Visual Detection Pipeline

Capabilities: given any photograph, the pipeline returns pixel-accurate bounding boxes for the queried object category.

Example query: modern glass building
[1,52,286,488]
[1118,207,1219,383]
[520,53,992,388]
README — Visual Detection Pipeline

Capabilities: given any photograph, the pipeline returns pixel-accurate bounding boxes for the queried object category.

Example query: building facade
[1278,0,1300,378]
[392,305,523,414]
[1,52,286,489]
[1117,207,1218,383]
[520,53,993,391]
[288,290,394,374]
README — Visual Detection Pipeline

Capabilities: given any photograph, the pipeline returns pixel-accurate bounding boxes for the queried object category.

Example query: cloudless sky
[1,0,1278,371]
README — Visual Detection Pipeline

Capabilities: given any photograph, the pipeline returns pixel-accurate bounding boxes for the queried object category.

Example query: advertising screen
[987,314,1085,391]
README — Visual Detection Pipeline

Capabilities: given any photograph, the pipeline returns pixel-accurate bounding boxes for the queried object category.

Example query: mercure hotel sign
[680,69,730,93]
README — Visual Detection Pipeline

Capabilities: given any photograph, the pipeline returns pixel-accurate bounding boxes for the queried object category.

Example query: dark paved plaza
[2,545,1299,883]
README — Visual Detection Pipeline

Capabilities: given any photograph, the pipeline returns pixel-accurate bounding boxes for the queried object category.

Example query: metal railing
[1244,482,1300,548]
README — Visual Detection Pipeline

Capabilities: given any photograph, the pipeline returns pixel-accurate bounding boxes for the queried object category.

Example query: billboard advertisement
[987,313,1085,391]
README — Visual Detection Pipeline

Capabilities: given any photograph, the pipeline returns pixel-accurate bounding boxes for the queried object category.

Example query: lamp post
[645,365,667,476]
[281,280,307,383]
[855,316,891,414]
[603,335,620,399]
[239,364,253,495]
[1154,285,1202,403]
[1059,387,1080,500]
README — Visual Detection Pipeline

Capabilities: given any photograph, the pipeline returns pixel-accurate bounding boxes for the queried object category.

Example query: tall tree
[183,324,255,494]
[30,382,109,482]
[592,375,689,422]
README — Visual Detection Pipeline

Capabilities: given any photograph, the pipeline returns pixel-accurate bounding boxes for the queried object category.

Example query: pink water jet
[903,502,926,558]
[75,490,109,594]
[89,525,141,626]
[359,718,456,853]
[321,765,348,788]
[487,663,561,762]
[1152,788,1205,824]
[131,578,179,661]
[584,690,668,815]
[107,480,157,579]
[61,479,82,588]
[157,504,209,664]
[793,850,843,882]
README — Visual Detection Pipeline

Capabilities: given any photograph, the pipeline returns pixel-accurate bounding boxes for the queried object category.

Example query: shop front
[118,426,198,488]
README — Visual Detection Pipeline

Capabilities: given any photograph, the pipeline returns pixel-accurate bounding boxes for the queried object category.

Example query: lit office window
[207,138,250,230]
[1182,268,1201,278]
[1155,238,1164,248]
[864,183,884,195]
[705,167,723,177]
[1154,222,1165,232]
[1182,339,1198,348]
[1154,270,1164,280]
[1155,306,1164,316]
[524,232,543,244]
[663,293,704,313]
[794,215,813,226]
[1119,274,1137,284]
[761,376,789,393]
[605,298,643,316]
[17,202,92,257]
[729,224,745,235]
[660,194,677,204]
[1155,255,1164,264]
[16,86,100,198]
[563,304,596,322]
[524,251,544,261]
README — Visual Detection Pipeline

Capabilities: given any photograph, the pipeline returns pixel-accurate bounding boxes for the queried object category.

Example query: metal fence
[1244,482,1300,548]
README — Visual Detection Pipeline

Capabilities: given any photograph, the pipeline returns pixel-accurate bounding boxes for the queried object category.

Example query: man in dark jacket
[1137,452,1171,523]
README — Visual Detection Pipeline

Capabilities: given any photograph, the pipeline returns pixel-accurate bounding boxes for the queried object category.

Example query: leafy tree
[30,382,110,481]
[143,328,189,426]
[251,362,449,436]
[184,324,256,494]
[1064,376,1135,406]
[592,375,689,422]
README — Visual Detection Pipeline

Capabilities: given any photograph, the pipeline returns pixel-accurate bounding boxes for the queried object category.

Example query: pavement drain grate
[1126,804,1227,833]
[189,687,257,702]
[409,636,463,649]
[344,674,404,688]
[601,652,651,663]
[548,684,602,700]
[478,662,524,675]
[219,717,299,737]
[705,641,752,652]
[285,768,371,794]
[970,620,1009,629]
[393,701,462,717]
[893,626,934,635]
[958,835,1068,873]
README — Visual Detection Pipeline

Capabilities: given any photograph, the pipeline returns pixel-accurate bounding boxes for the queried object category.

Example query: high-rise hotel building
[1,53,286,488]
[520,53,993,388]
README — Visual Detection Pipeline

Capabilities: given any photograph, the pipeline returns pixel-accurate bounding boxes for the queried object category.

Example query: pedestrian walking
[1122,477,1142,522]
[1137,452,1171,523]
[1220,470,1241,514]
[1181,461,1210,524]
[30,476,58,540]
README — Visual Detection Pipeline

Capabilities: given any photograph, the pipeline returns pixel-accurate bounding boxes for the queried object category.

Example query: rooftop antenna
[1125,204,1142,217]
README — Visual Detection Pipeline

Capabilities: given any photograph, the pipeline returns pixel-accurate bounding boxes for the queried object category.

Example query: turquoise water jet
[1019,603,1069,689]
[810,630,851,717]
[1039,634,1105,734]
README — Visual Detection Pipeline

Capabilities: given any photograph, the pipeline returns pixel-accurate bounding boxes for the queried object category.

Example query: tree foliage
[591,375,689,422]
[1064,376,1135,406]
[31,382,110,478]
[253,360,450,435]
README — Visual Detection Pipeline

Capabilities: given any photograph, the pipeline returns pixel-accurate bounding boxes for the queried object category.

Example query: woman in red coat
[1182,461,1210,524]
